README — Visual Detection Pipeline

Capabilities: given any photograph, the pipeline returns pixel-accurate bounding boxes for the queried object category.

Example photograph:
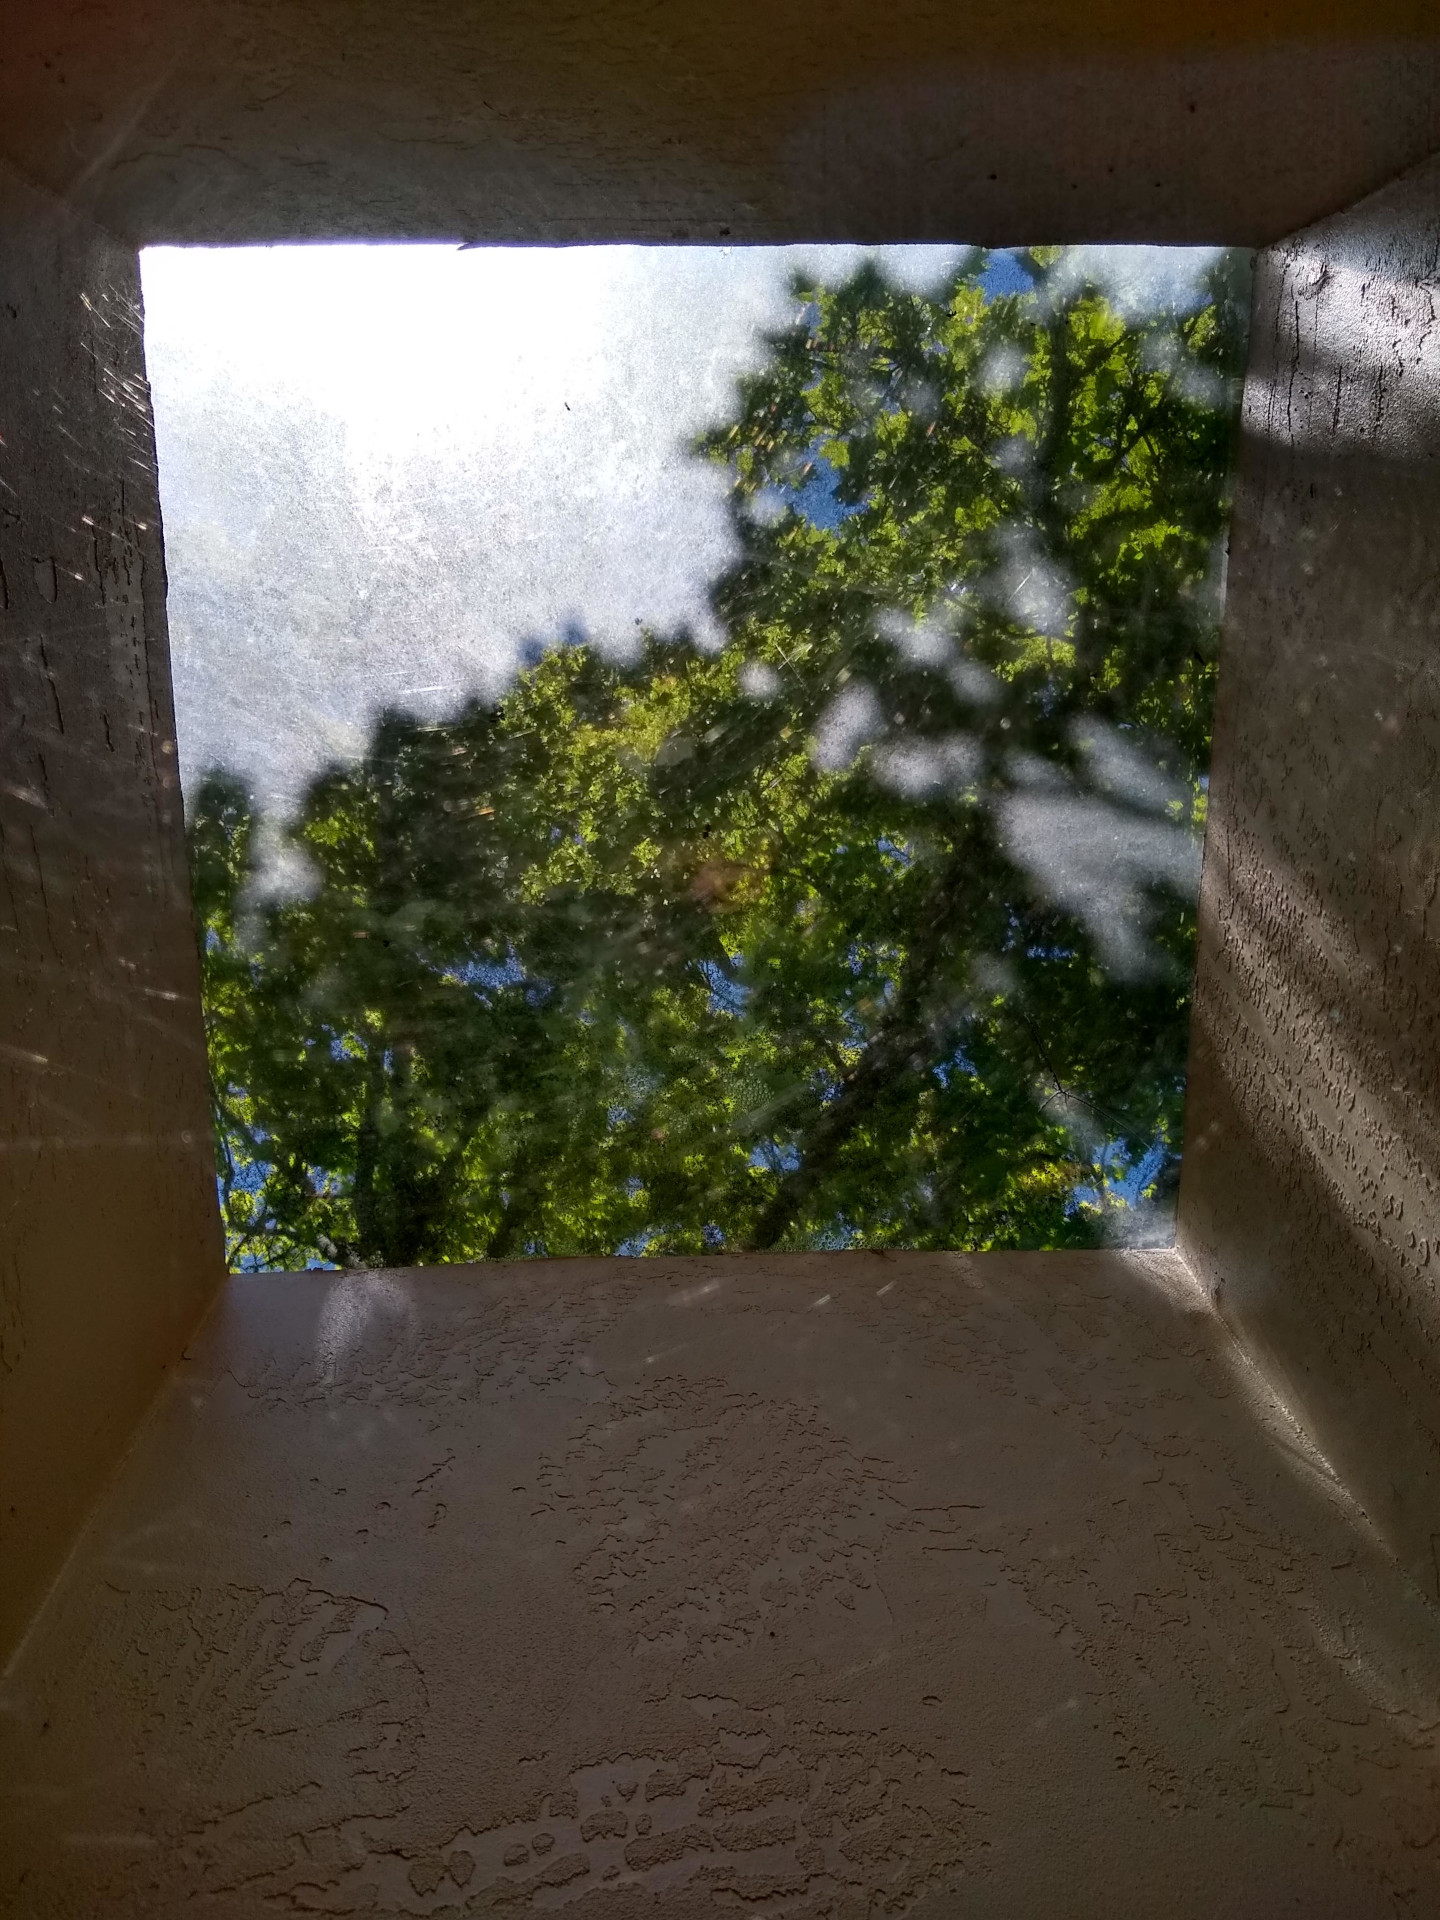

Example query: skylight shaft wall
[1180,152,1440,1596]
[0,160,222,1659]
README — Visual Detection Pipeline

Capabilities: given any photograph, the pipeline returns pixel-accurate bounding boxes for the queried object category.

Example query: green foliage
[190,247,1248,1269]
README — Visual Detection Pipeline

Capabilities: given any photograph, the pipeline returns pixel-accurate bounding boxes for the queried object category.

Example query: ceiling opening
[141,241,1250,1270]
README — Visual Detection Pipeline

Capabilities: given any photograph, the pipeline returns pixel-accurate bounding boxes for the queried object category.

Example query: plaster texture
[0,159,222,1660]
[5,1249,1440,1916]
[1179,154,1440,1596]
[0,4,1439,246]
[4,8,1440,1892]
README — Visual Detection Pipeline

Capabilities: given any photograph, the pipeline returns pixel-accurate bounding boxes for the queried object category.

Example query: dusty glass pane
[142,243,1249,1270]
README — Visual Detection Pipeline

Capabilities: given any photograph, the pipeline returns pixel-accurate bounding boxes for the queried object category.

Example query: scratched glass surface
[141,243,1249,1270]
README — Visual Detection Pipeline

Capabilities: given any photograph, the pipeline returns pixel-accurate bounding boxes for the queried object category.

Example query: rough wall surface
[1180,154,1440,1595]
[4,1250,1440,1916]
[0,3,1438,245]
[0,159,222,1661]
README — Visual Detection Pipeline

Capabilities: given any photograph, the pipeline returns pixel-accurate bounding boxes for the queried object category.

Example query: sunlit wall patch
[144,241,1250,1271]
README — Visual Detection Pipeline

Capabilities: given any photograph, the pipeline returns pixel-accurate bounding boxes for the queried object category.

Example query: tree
[189,247,1248,1269]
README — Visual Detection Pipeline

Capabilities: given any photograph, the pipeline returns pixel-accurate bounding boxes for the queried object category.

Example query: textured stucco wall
[4,1250,1440,1914]
[1179,154,1440,1596]
[0,3,1438,245]
[2,0,1440,1755]
[0,160,223,1662]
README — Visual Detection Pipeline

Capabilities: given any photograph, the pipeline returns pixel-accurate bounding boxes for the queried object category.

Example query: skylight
[143,242,1248,1269]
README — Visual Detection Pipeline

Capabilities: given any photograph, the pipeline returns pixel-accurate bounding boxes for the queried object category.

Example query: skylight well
[141,241,1249,1271]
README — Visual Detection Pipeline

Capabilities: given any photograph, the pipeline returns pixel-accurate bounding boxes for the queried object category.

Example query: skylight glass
[142,242,1248,1270]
